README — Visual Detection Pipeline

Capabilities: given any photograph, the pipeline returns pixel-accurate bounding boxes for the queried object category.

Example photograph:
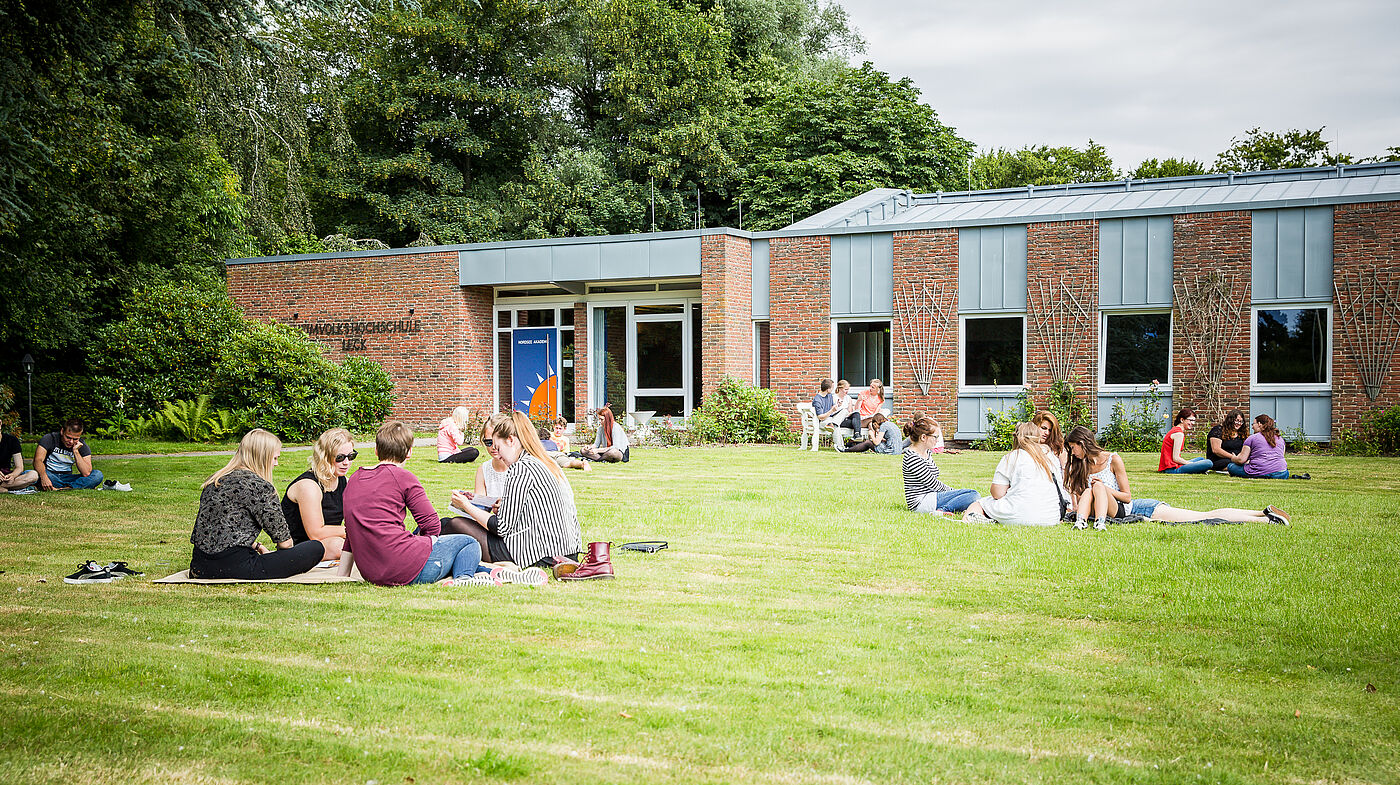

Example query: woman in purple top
[1228,414,1307,479]
[341,421,492,586]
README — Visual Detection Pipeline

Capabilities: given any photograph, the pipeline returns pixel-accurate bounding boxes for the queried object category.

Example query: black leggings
[439,516,512,563]
[439,447,480,464]
[190,542,325,580]
[843,439,876,452]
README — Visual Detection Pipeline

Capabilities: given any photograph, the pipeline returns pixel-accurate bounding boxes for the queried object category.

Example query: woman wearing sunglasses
[280,427,354,559]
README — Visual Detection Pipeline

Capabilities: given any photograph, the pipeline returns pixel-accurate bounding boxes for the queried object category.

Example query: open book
[448,494,498,518]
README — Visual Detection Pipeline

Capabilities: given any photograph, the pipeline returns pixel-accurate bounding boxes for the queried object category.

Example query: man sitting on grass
[34,419,103,491]
[1,429,38,491]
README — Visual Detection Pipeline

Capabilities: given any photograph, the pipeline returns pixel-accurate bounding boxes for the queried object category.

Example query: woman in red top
[1158,408,1213,474]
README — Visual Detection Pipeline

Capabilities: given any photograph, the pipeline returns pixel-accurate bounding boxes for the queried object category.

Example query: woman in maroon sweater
[341,421,488,586]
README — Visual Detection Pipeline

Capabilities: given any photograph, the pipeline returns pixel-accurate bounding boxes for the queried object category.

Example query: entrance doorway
[592,302,698,418]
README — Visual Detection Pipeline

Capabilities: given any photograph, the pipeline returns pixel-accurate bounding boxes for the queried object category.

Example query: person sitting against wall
[34,418,103,491]
[281,428,354,559]
[0,429,38,492]
[1207,408,1249,472]
[962,423,1065,526]
[581,405,629,463]
[1158,408,1214,474]
[437,406,481,464]
[857,378,886,428]
[843,412,901,454]
[1229,414,1308,479]
[188,429,325,580]
[1065,425,1288,525]
[445,412,585,573]
[340,421,498,586]
[538,426,590,471]
[902,417,979,515]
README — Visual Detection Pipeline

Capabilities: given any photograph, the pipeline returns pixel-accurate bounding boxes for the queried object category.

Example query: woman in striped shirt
[902,415,979,514]
[447,412,584,568]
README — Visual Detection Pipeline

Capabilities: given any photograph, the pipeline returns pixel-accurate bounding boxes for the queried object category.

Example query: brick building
[227,163,1400,441]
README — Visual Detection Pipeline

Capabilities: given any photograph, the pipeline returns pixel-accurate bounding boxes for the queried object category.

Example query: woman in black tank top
[281,428,355,558]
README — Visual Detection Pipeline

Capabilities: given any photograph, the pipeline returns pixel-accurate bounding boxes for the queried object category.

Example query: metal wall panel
[505,245,551,283]
[552,243,601,280]
[599,240,650,279]
[1099,216,1173,307]
[1096,392,1171,433]
[461,235,702,285]
[751,238,770,319]
[958,226,1027,312]
[830,233,894,316]
[459,248,507,285]
[956,393,1022,439]
[1252,207,1332,302]
[647,237,702,277]
[1250,393,1331,441]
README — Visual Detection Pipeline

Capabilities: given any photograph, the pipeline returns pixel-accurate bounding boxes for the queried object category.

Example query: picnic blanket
[155,563,363,584]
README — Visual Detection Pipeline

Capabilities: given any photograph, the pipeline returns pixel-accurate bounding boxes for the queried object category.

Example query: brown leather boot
[559,541,614,581]
[547,555,579,579]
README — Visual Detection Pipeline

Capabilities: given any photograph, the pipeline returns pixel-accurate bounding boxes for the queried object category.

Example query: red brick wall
[1333,201,1400,437]
[1026,221,1099,405]
[572,302,589,421]
[891,229,958,430]
[699,233,754,397]
[226,252,493,428]
[768,235,831,423]
[1170,211,1252,423]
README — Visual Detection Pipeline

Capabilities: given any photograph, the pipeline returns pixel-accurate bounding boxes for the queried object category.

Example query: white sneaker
[494,566,548,587]
[1093,518,1107,531]
[443,573,499,587]
[111,481,132,492]
[1072,519,1087,530]
[963,511,994,524]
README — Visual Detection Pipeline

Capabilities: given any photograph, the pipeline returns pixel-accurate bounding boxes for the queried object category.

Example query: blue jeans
[915,488,980,514]
[1130,498,1163,517]
[1161,458,1212,474]
[49,469,104,490]
[1227,464,1288,479]
[410,534,484,584]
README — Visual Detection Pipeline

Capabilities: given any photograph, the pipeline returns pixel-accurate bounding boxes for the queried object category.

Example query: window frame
[958,313,1027,392]
[1097,308,1174,393]
[829,317,893,388]
[752,320,770,388]
[1250,303,1333,392]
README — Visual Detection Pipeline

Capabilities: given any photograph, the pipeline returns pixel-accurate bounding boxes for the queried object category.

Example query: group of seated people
[811,377,932,454]
[1158,407,1307,479]
[189,411,610,586]
[903,409,1292,529]
[437,406,631,467]
[2,418,103,493]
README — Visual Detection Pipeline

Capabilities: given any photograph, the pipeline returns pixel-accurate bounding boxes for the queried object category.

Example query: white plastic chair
[796,402,821,451]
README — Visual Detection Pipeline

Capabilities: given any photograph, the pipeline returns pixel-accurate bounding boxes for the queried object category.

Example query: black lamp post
[20,354,34,435]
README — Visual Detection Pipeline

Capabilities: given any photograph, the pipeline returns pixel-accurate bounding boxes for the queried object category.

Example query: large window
[1255,307,1329,385]
[753,321,770,388]
[962,316,1023,387]
[1102,312,1171,386]
[836,321,890,384]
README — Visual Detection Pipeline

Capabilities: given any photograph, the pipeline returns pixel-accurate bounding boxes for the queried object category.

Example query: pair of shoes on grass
[101,480,133,492]
[64,560,143,585]
[440,566,548,588]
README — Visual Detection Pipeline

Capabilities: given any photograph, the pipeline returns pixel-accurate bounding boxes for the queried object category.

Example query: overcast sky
[837,0,1400,171]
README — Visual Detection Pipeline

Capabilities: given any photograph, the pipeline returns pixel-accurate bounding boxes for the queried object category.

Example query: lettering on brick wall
[290,318,421,352]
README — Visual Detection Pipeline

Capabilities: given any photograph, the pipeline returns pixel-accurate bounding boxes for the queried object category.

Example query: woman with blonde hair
[281,428,354,558]
[189,429,324,580]
[447,411,584,573]
[962,423,1065,526]
[437,406,480,463]
[857,379,886,428]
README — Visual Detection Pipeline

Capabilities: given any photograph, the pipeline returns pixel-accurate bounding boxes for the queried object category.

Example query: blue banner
[512,328,558,421]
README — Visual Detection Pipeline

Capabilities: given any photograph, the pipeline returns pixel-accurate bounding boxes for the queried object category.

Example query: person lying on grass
[442,411,584,571]
[339,421,494,587]
[189,429,325,580]
[962,423,1064,526]
[280,428,353,559]
[902,416,978,515]
[538,426,590,471]
[1064,426,1288,526]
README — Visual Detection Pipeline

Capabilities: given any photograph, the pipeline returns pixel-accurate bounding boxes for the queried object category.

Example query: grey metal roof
[790,162,1400,230]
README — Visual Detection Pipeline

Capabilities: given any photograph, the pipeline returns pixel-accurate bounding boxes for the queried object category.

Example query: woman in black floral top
[189,429,325,580]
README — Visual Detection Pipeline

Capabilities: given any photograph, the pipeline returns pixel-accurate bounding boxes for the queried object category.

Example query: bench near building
[226,162,1400,442]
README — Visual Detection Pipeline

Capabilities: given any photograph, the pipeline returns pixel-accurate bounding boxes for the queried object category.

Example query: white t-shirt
[977,448,1062,526]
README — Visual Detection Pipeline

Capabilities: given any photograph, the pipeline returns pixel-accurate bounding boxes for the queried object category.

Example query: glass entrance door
[631,315,686,416]
[592,302,693,418]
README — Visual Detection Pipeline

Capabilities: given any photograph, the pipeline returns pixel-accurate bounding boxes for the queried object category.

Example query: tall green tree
[1130,157,1207,179]
[970,141,1116,189]
[732,62,973,231]
[1213,127,1349,172]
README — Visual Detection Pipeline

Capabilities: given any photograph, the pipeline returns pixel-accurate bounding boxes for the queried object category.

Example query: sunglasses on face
[482,438,493,447]
[335,451,358,462]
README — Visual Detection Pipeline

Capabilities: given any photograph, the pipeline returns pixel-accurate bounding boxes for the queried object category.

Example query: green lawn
[0,446,1395,784]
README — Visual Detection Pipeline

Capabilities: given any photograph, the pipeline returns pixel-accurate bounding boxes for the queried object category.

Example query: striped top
[494,454,584,567]
[902,448,951,511]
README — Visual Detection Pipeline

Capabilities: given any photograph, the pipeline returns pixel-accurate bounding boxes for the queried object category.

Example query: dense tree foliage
[970,141,1116,190]
[1130,157,1208,179]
